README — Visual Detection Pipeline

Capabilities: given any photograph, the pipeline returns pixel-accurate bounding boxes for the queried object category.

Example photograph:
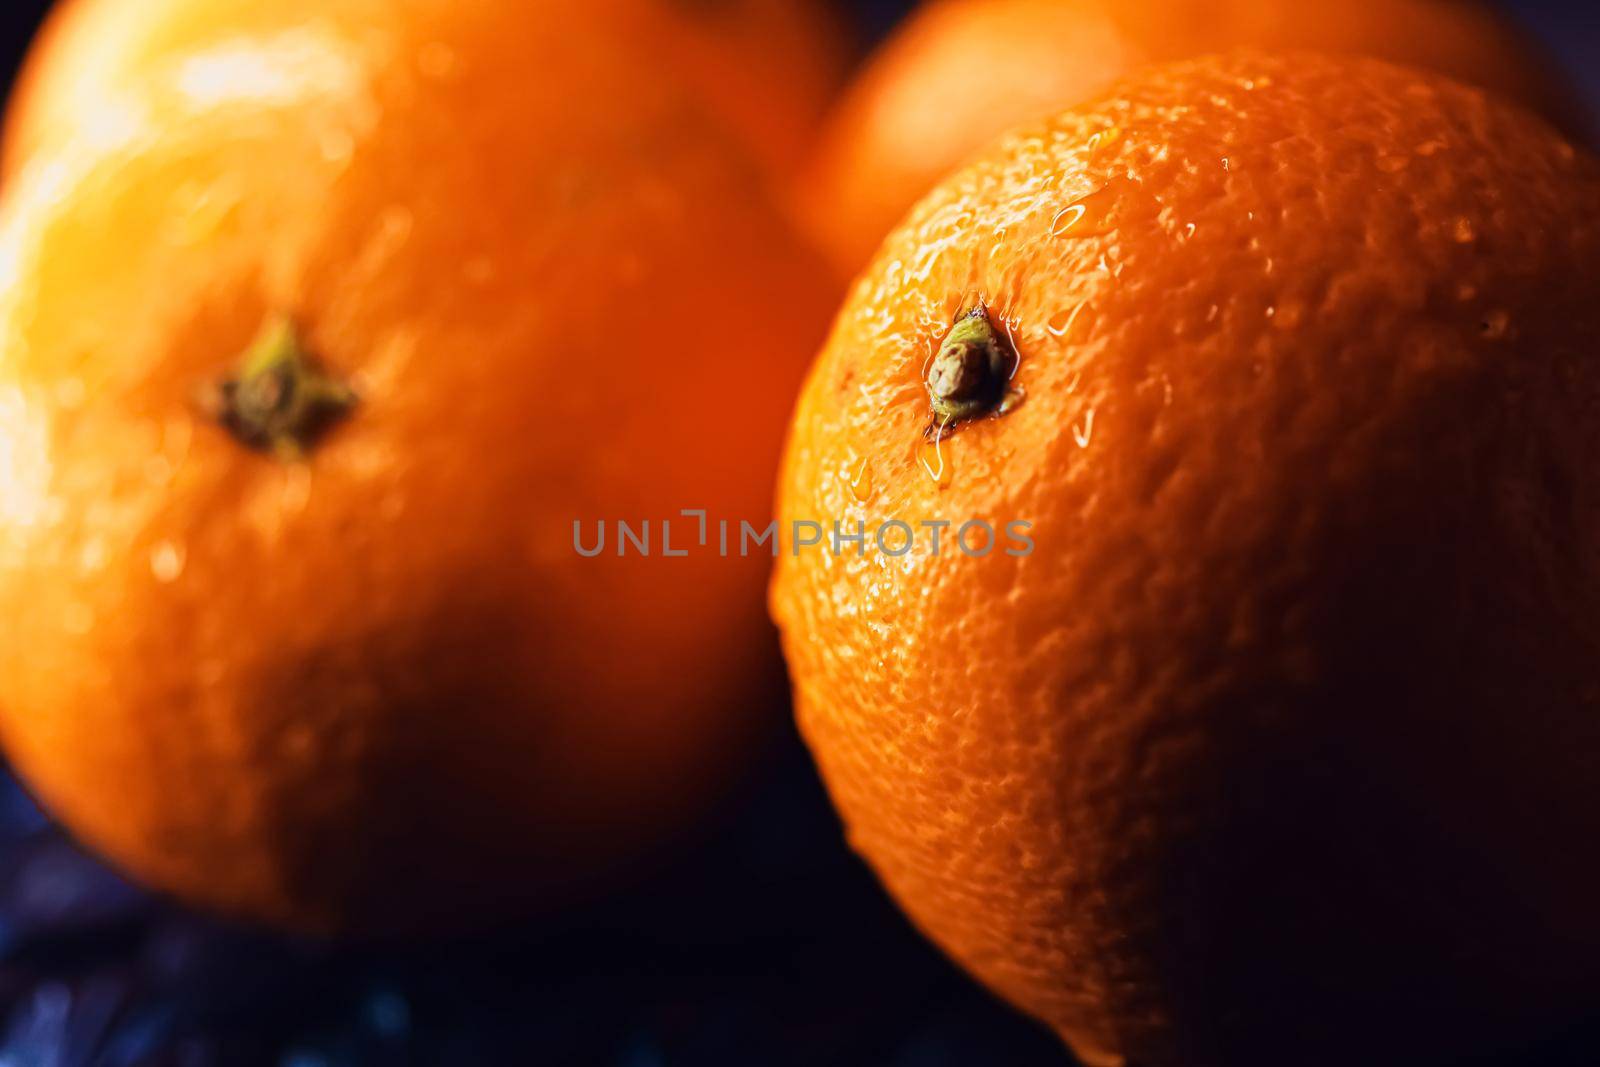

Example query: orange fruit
[639,0,851,173]
[805,0,1591,274]
[2,0,848,180]
[772,51,1600,1067]
[0,0,834,934]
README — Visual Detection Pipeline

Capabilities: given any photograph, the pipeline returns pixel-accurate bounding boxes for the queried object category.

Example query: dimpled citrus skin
[772,52,1600,1067]
[1,0,846,180]
[805,0,1591,274]
[0,0,834,934]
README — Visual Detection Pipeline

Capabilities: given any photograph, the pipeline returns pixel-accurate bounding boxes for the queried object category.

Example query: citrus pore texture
[773,51,1600,1067]
[805,0,1590,273]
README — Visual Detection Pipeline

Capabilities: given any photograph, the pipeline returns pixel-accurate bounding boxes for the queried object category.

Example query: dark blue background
[0,3,1596,1065]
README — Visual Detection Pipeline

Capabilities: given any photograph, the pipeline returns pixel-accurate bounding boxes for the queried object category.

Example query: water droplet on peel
[919,421,954,489]
[1072,408,1096,449]
[1046,303,1093,341]
[150,540,186,583]
[1000,316,1023,377]
[845,457,873,502]
[1086,125,1122,158]
[1221,157,1231,172]
[1452,217,1476,243]
[949,288,987,321]
[1182,222,1197,241]
[1271,302,1304,330]
[1264,305,1276,319]
[1481,309,1512,340]
[1050,204,1087,236]
[1206,304,1221,323]
[1051,177,1144,239]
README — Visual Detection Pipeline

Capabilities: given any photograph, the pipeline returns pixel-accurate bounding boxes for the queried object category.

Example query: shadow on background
[0,723,1072,1066]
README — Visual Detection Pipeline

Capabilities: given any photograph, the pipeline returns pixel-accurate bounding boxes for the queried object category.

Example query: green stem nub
[926,306,1016,430]
[212,316,356,460]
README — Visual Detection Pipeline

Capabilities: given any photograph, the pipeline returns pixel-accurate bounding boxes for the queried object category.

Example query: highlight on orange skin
[1,0,850,181]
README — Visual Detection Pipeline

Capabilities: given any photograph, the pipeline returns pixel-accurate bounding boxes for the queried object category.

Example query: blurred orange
[2,0,849,180]
[774,50,1600,1067]
[0,0,834,933]
[805,0,1591,274]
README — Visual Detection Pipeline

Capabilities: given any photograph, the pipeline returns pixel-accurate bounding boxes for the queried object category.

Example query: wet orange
[2,0,848,180]
[0,0,834,933]
[773,52,1600,1067]
[806,0,1590,274]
